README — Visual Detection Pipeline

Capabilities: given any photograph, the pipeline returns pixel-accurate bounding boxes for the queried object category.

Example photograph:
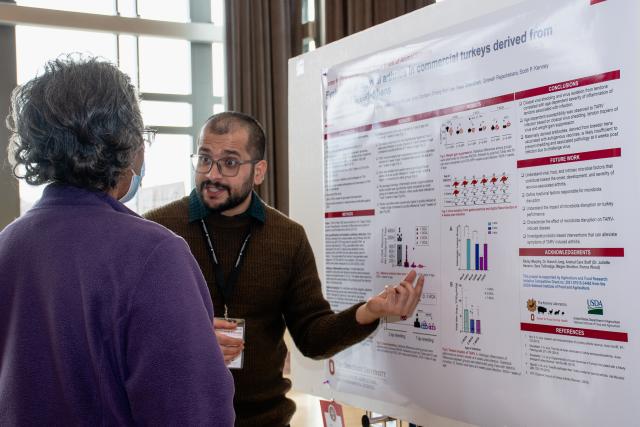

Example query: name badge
[215,317,245,369]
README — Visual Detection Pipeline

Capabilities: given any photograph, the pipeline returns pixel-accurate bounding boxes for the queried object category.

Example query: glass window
[118,35,139,88]
[15,25,118,84]
[302,0,316,23]
[137,0,190,23]
[211,0,224,25]
[302,37,316,53]
[212,42,225,97]
[126,134,194,213]
[139,37,191,95]
[11,5,226,217]
[16,0,115,15]
[140,101,193,127]
[116,0,137,18]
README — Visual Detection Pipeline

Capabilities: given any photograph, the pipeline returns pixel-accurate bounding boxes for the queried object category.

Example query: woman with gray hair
[0,56,235,426]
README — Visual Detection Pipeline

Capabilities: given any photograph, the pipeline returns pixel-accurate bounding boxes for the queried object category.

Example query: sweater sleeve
[123,236,235,426]
[282,227,379,360]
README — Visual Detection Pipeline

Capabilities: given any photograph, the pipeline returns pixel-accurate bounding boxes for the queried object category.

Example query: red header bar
[324,209,375,219]
[324,123,373,140]
[515,70,620,100]
[325,93,513,139]
[519,248,624,257]
[521,322,627,342]
[437,94,514,117]
[517,148,621,168]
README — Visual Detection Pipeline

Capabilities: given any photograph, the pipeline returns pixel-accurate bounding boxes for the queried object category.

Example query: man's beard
[198,169,254,214]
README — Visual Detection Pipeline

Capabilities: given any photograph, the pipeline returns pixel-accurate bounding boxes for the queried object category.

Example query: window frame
[0,0,225,215]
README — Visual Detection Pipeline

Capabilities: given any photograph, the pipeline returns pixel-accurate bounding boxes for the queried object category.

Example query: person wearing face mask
[0,56,235,426]
[119,162,145,204]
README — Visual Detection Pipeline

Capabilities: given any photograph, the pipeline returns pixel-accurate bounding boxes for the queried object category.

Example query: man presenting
[145,112,423,426]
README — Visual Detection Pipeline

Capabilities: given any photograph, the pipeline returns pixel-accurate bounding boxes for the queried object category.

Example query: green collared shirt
[188,189,266,224]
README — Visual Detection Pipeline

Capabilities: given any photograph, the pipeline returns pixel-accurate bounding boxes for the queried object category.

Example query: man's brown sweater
[144,193,378,426]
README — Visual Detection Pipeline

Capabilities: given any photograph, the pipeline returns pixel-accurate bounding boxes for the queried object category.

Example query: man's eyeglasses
[190,154,259,177]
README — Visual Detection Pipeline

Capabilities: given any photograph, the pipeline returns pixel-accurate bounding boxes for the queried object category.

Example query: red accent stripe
[521,322,627,342]
[515,70,619,100]
[436,94,515,117]
[517,148,621,168]
[324,93,514,139]
[519,248,624,257]
[590,0,607,5]
[324,209,375,219]
[325,124,373,140]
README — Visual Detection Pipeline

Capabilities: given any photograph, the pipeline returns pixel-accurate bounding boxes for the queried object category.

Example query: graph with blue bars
[454,282,482,335]
[456,223,496,271]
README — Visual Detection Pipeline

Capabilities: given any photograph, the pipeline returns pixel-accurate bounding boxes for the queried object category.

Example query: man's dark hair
[6,55,144,191]
[203,111,266,160]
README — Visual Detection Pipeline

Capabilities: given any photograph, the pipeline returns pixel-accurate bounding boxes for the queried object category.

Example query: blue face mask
[119,161,145,204]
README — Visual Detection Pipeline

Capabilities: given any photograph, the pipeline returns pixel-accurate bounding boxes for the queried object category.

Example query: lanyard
[200,219,253,319]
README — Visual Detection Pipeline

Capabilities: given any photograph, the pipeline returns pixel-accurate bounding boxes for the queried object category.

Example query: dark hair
[203,111,266,160]
[6,55,144,190]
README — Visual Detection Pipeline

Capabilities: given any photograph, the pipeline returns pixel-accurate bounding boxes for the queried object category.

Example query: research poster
[321,0,638,425]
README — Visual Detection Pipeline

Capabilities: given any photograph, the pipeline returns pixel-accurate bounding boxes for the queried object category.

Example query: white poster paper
[322,1,639,425]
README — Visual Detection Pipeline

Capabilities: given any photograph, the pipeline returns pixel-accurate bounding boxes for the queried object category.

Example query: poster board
[287,1,638,425]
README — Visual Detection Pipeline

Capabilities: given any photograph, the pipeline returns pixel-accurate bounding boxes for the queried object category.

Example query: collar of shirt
[188,189,266,224]
[37,182,141,217]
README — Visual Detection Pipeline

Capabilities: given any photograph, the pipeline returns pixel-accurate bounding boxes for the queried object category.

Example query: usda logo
[587,299,603,315]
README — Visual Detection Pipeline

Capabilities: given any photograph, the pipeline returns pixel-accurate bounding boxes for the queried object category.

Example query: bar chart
[380,225,428,269]
[456,224,493,271]
[454,282,482,336]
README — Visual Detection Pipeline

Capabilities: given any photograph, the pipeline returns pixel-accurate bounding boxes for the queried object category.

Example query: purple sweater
[0,184,234,426]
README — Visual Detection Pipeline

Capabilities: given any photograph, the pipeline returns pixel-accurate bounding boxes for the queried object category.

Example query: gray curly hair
[6,55,144,191]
